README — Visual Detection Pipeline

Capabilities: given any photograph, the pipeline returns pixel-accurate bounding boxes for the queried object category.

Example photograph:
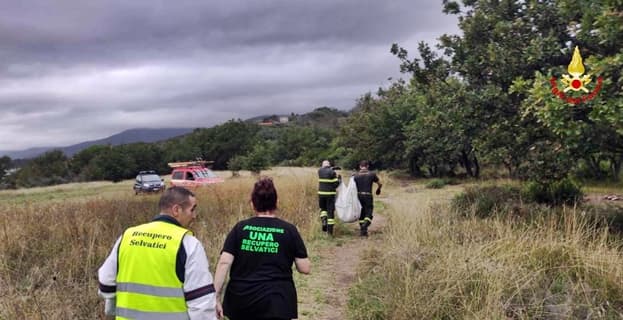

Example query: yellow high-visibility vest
[116,221,190,320]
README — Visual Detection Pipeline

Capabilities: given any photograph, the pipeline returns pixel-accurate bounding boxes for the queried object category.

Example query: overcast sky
[0,0,459,151]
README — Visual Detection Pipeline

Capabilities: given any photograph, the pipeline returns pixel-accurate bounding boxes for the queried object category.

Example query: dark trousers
[318,195,336,225]
[358,194,374,226]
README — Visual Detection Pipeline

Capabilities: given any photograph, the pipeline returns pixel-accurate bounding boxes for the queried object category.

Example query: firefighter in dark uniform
[353,160,382,237]
[318,160,340,235]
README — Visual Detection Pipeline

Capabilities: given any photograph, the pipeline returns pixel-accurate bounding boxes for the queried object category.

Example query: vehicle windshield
[191,170,205,178]
[141,174,162,182]
[189,168,218,179]
[202,169,218,178]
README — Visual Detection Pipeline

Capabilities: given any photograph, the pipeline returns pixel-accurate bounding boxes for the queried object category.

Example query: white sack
[335,176,362,223]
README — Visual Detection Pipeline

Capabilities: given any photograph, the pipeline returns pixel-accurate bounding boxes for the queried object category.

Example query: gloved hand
[375,186,382,195]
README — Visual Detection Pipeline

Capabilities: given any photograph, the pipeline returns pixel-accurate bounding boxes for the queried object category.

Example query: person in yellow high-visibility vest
[98,186,217,319]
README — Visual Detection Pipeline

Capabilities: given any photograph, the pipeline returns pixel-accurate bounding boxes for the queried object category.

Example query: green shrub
[521,181,550,204]
[425,178,448,189]
[227,156,244,177]
[521,178,583,206]
[550,178,583,205]
[451,184,521,218]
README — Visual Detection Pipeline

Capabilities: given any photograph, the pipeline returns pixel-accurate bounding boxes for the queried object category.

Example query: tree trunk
[409,157,423,177]
[473,155,480,178]
[461,150,473,177]
[611,156,621,181]
[588,155,602,179]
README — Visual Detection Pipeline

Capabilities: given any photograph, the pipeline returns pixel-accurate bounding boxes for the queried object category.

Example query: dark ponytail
[251,176,278,212]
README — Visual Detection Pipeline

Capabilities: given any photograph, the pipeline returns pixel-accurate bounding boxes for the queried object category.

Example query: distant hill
[2,108,351,160]
[289,107,349,129]
[246,107,349,129]
[0,128,194,159]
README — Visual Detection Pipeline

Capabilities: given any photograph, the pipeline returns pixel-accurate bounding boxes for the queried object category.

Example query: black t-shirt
[221,216,308,320]
[354,170,379,193]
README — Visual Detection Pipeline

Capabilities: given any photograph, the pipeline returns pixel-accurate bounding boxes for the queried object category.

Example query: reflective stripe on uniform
[318,178,339,183]
[116,307,190,320]
[117,282,184,297]
[320,211,328,217]
[327,218,335,225]
[318,191,337,195]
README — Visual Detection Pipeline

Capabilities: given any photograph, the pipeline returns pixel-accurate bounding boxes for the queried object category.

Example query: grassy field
[0,167,318,319]
[1,168,622,319]
[348,179,623,319]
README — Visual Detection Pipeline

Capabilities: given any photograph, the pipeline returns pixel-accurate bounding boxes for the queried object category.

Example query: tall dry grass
[0,168,317,319]
[348,183,623,319]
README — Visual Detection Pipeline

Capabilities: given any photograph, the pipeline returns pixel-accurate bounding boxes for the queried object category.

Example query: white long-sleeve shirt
[98,230,217,320]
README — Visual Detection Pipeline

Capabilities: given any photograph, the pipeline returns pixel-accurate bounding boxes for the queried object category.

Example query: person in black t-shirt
[213,177,311,320]
[353,160,382,237]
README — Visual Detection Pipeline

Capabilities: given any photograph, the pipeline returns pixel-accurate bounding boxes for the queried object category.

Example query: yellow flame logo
[550,45,603,105]
[567,46,585,75]
[561,46,591,93]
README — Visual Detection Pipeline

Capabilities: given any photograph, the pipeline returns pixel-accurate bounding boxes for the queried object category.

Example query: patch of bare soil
[583,193,623,206]
[297,214,387,320]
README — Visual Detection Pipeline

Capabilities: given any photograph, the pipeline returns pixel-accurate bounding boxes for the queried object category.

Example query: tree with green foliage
[118,143,168,174]
[161,133,202,165]
[189,120,261,170]
[0,156,13,189]
[69,145,110,180]
[515,0,623,180]
[14,150,69,187]
[440,0,574,177]
[0,156,11,176]
[242,143,271,175]
[227,156,244,177]
[393,42,481,177]
[337,84,418,172]
[91,147,134,182]
[270,126,336,166]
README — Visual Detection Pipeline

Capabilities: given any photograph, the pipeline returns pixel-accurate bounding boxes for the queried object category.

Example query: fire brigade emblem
[549,46,602,104]
[561,46,591,92]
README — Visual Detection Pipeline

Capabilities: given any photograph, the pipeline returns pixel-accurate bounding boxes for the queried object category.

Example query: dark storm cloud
[0,0,459,151]
[0,0,452,70]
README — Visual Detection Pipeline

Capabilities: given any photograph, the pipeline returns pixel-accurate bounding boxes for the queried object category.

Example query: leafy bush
[516,140,573,183]
[451,184,521,218]
[521,181,549,204]
[425,178,449,189]
[243,144,270,174]
[227,156,244,177]
[550,179,583,205]
[521,178,583,206]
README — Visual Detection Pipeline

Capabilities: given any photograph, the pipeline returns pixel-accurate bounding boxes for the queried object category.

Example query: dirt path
[295,181,463,320]
[296,213,388,320]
